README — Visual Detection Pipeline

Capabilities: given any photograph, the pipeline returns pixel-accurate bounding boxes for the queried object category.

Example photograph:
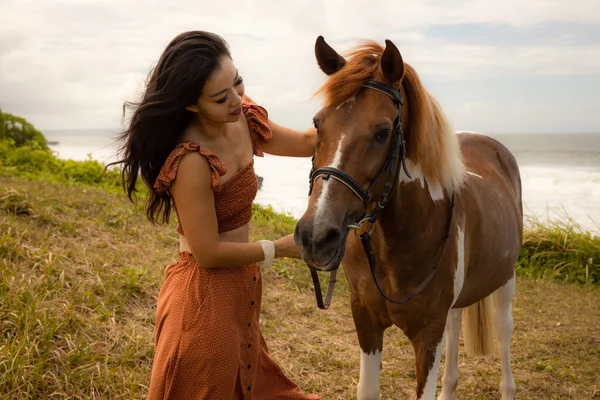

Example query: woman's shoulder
[153,141,227,194]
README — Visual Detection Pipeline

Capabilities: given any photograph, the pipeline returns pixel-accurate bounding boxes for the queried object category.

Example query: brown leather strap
[360,191,456,303]
[310,268,338,310]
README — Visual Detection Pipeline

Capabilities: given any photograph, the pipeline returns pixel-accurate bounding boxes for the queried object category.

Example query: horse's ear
[381,39,404,83]
[315,35,346,75]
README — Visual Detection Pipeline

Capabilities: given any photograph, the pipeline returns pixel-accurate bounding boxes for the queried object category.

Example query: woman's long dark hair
[109,31,231,224]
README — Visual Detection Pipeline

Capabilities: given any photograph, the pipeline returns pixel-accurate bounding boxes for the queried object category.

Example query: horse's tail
[461,294,496,357]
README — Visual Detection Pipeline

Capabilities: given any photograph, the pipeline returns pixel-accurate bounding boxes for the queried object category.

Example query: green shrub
[0,109,48,150]
[518,217,599,284]
[0,141,123,192]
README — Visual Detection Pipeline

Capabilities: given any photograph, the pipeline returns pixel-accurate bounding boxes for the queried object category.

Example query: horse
[294,36,523,400]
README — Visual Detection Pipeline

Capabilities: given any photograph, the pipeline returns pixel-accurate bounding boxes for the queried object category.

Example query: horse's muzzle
[294,218,347,270]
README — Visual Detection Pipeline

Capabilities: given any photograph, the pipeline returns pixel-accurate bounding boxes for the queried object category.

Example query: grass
[519,215,600,284]
[0,140,124,194]
[1,139,599,398]
[1,175,599,399]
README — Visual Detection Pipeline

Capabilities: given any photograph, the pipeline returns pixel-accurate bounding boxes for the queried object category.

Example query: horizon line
[40,128,600,136]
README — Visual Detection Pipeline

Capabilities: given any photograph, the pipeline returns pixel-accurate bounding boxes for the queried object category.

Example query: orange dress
[148,95,320,400]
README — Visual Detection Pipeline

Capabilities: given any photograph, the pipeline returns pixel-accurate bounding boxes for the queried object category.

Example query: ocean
[43,129,600,235]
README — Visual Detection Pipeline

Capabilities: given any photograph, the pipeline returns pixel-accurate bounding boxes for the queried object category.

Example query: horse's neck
[376,180,454,267]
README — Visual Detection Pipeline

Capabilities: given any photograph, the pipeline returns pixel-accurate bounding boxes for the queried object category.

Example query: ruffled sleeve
[153,142,227,193]
[242,94,273,156]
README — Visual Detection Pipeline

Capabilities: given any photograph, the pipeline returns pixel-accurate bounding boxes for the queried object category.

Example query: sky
[1,0,599,134]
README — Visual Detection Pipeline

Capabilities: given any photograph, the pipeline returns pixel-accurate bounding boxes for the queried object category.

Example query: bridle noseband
[306,79,456,310]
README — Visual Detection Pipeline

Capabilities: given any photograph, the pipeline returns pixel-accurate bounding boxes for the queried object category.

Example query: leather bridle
[306,79,456,310]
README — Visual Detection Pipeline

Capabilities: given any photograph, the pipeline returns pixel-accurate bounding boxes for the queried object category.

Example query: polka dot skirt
[147,252,321,399]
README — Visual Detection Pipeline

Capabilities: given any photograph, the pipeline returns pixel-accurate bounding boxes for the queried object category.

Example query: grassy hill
[0,125,599,398]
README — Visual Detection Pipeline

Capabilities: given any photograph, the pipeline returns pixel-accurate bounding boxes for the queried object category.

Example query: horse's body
[295,37,523,400]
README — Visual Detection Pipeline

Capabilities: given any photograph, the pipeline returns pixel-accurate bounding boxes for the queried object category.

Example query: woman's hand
[273,234,303,259]
[262,121,317,158]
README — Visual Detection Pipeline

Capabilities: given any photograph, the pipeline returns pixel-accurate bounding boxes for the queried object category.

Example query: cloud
[426,21,600,47]
[0,0,599,132]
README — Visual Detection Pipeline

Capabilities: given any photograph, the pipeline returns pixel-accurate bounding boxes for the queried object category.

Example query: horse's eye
[312,118,319,130]
[374,129,391,142]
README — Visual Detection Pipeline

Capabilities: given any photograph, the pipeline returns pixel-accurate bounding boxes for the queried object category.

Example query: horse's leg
[436,308,462,400]
[410,317,447,400]
[351,295,385,400]
[492,275,517,400]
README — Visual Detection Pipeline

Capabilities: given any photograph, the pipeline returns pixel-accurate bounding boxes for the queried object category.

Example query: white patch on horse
[357,349,382,400]
[428,182,445,201]
[336,96,355,110]
[437,227,465,400]
[436,226,465,400]
[452,226,465,306]
[399,160,446,201]
[438,308,462,400]
[467,171,483,179]
[314,135,345,220]
[420,332,446,400]
[492,275,517,399]
[399,159,424,186]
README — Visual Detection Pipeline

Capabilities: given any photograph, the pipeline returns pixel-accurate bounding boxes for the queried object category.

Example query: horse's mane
[315,40,465,199]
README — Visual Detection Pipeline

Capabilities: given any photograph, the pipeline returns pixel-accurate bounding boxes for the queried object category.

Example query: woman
[112,31,320,399]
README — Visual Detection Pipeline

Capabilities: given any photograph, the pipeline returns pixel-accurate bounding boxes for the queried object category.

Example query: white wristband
[257,240,275,268]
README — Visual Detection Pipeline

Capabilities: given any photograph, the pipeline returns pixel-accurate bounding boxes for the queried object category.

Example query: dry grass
[1,175,599,399]
[263,274,600,399]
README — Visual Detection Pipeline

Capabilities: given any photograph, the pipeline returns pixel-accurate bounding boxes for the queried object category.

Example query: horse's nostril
[295,219,341,255]
[302,229,313,247]
[318,227,341,248]
[294,222,312,248]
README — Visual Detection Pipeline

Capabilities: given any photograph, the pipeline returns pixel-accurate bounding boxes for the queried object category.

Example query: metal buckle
[348,217,375,238]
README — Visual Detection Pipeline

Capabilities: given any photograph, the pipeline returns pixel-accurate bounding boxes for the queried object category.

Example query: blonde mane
[315,40,465,200]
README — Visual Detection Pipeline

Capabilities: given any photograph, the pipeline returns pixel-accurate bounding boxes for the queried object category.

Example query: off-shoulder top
[153,95,272,234]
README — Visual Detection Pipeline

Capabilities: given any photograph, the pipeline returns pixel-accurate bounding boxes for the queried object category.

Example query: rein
[307,79,456,309]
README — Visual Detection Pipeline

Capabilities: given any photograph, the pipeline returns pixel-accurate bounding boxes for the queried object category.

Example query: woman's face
[188,55,246,125]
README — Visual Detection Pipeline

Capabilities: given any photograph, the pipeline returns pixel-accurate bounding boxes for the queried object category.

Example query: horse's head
[294,36,410,271]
